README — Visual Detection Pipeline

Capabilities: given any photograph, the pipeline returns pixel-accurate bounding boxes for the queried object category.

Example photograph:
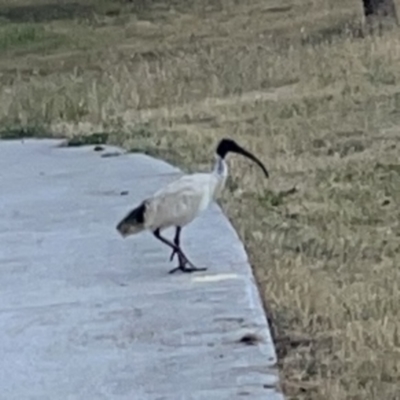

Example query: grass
[1,0,400,398]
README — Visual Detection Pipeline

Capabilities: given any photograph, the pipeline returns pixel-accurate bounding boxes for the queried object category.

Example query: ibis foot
[168,265,208,274]
[152,228,206,274]
[169,245,205,274]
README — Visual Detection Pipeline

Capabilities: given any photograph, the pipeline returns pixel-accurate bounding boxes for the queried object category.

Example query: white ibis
[116,138,269,274]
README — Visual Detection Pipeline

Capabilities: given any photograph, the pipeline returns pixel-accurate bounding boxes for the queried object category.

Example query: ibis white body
[117,157,227,237]
[146,165,227,231]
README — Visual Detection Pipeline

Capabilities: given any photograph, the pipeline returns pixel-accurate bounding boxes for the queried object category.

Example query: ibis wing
[145,174,212,230]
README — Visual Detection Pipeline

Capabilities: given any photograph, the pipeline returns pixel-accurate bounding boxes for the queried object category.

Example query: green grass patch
[0,24,67,54]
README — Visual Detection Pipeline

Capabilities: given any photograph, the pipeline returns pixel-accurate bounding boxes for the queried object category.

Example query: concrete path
[0,139,283,400]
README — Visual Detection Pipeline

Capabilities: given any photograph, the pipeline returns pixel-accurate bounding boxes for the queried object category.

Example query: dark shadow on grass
[300,19,365,46]
[0,1,227,24]
[0,126,51,140]
[0,3,95,23]
[66,132,109,147]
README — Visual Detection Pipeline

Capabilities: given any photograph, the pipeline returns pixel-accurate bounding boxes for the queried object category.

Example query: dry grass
[2,0,400,398]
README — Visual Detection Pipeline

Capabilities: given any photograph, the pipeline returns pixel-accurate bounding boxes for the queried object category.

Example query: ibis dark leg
[169,227,188,271]
[153,228,207,274]
[169,227,181,262]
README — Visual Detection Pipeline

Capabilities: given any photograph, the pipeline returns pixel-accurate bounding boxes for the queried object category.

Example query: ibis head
[216,138,269,178]
[116,202,147,238]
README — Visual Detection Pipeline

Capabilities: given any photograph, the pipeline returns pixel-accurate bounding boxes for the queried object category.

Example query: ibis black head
[216,138,269,178]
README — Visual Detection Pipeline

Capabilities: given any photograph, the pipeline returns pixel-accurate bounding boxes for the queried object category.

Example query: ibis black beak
[230,143,269,178]
[216,138,269,178]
